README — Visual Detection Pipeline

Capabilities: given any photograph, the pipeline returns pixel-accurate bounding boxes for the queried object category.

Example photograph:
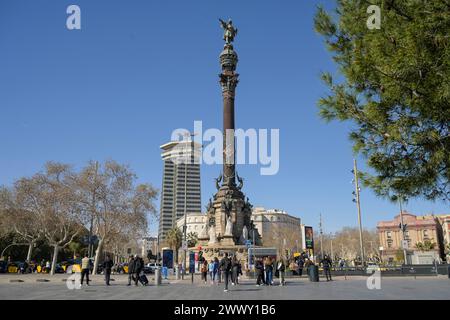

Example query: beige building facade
[252,207,302,249]
[377,211,449,263]
[175,212,208,237]
[175,208,303,250]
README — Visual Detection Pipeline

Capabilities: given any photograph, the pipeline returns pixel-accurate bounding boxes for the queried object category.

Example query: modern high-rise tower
[158,140,202,240]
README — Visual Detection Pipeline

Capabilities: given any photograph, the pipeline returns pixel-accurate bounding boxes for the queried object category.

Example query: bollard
[191,272,194,284]
[175,266,180,280]
[154,267,162,286]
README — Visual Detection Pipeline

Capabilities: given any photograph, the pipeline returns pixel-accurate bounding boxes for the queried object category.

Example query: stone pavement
[0,273,449,300]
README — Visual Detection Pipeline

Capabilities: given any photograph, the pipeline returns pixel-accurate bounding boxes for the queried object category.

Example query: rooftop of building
[160,140,203,150]
[377,211,450,228]
[253,207,289,214]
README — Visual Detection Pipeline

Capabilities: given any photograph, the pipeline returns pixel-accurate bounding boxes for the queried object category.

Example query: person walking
[134,255,144,286]
[80,254,91,286]
[255,258,264,286]
[304,258,313,281]
[219,253,232,292]
[277,258,286,286]
[102,255,114,286]
[339,258,345,270]
[214,257,221,284]
[231,256,239,286]
[45,260,51,273]
[208,259,215,284]
[127,255,135,286]
[201,259,208,284]
[264,257,273,286]
[237,260,243,284]
[321,255,333,281]
[297,258,304,277]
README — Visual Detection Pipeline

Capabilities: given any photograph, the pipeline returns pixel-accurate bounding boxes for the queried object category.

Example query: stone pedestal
[220,235,235,246]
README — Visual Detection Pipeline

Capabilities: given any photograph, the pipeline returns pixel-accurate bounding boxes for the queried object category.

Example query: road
[0,273,449,300]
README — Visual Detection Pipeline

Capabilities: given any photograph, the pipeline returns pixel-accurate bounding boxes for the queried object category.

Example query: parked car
[54,264,65,274]
[7,262,19,273]
[146,263,161,273]
[143,266,153,274]
[0,261,7,273]
[62,258,82,273]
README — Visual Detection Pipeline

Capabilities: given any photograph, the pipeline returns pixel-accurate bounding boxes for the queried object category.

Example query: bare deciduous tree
[263,224,302,258]
[0,186,42,262]
[320,227,379,262]
[15,162,84,275]
[76,161,158,274]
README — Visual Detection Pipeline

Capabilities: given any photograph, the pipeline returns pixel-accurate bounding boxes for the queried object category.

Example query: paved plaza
[0,273,449,300]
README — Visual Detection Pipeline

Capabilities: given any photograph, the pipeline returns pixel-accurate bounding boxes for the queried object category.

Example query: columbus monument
[198,19,262,249]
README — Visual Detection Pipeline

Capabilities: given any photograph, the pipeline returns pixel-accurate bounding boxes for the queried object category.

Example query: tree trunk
[50,245,59,275]
[26,241,34,262]
[92,238,104,275]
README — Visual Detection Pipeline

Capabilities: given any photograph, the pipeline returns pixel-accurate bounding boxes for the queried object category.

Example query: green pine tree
[314,0,449,201]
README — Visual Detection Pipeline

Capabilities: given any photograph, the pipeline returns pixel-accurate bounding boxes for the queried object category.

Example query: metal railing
[243,264,450,279]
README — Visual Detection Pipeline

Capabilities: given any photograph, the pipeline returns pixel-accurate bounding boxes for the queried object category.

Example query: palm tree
[187,232,198,248]
[415,240,436,251]
[166,227,182,264]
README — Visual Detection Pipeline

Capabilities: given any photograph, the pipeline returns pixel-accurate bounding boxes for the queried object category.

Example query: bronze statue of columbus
[219,18,238,44]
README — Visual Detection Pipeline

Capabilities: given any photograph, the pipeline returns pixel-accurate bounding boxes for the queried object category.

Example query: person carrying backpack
[219,253,232,292]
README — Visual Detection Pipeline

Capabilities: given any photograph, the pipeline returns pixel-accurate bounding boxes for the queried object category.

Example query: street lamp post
[319,213,324,260]
[330,233,334,262]
[252,229,256,265]
[352,159,365,265]
[398,196,408,265]
[182,133,195,279]
[182,160,187,279]
[87,161,99,258]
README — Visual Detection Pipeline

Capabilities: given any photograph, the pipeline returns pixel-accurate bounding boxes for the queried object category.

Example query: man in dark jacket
[102,255,114,286]
[255,258,265,286]
[127,255,135,286]
[297,258,304,277]
[219,253,232,292]
[231,256,239,285]
[133,255,144,286]
[321,255,333,281]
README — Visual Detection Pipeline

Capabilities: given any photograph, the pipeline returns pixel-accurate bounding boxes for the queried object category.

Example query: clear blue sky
[0,0,447,236]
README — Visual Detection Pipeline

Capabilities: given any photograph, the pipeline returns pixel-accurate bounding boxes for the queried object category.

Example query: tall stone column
[199,19,262,248]
[219,44,239,187]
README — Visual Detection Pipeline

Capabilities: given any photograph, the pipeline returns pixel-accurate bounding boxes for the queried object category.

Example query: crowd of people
[197,253,291,292]
[4,251,343,289]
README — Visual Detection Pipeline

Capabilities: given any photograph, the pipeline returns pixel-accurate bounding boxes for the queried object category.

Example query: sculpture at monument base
[198,223,208,240]
[208,225,218,245]
[241,225,248,244]
[224,215,233,236]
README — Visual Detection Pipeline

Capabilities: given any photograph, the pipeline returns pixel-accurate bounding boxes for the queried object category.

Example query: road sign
[245,240,252,248]
[181,241,187,251]
[402,240,408,249]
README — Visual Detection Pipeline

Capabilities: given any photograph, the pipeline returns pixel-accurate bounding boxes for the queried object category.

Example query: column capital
[219,72,239,96]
